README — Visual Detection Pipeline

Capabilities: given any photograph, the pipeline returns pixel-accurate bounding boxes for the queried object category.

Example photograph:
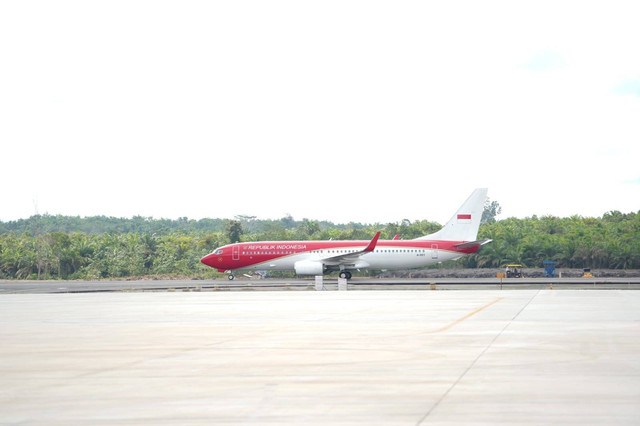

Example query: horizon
[2,207,637,227]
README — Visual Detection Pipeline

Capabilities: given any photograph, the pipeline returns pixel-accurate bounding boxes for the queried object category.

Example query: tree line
[0,208,638,280]
[469,211,640,270]
[0,214,365,236]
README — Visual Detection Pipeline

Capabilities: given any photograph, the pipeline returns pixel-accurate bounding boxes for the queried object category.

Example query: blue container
[543,260,557,277]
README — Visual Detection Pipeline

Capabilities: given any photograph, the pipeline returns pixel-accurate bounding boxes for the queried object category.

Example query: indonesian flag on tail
[457,214,472,223]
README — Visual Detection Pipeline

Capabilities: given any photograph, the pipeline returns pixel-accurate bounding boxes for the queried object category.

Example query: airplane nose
[201,253,216,267]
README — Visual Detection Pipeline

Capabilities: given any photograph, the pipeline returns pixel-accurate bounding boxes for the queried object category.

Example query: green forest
[0,207,639,280]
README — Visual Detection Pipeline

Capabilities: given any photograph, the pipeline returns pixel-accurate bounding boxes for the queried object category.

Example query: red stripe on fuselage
[201,239,480,270]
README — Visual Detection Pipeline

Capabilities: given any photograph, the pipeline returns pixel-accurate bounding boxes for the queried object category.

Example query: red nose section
[201,253,229,273]
[201,253,216,268]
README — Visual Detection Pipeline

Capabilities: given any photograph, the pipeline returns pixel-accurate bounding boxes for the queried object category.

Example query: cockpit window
[214,249,223,255]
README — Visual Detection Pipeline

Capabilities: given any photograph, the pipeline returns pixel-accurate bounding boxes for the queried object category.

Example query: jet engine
[294,260,324,276]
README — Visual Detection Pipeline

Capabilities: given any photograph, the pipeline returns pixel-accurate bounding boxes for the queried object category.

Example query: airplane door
[232,245,240,261]
[431,244,438,259]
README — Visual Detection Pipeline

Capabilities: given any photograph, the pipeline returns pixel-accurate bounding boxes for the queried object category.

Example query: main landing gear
[338,271,352,280]
[227,273,235,280]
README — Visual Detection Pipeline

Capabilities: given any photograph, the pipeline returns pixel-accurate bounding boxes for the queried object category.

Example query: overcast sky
[1,1,639,226]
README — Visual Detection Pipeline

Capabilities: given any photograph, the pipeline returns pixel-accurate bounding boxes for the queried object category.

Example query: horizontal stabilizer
[454,239,493,249]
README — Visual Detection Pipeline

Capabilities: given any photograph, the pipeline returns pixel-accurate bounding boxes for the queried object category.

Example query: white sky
[1,0,639,225]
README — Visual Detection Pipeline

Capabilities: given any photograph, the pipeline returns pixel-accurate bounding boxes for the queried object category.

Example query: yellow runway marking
[432,297,503,333]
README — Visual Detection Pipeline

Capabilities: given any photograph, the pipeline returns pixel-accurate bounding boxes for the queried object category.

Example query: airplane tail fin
[416,188,488,242]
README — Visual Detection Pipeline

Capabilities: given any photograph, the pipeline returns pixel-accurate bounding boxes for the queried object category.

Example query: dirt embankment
[379,268,640,279]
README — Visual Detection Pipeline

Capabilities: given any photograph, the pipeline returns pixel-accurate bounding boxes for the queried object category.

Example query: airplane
[201,188,491,280]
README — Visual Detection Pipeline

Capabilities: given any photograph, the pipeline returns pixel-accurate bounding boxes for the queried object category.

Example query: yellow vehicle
[505,264,524,278]
[582,268,594,278]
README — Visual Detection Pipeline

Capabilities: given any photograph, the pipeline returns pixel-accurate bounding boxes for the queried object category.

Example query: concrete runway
[1,290,640,424]
[2,276,640,293]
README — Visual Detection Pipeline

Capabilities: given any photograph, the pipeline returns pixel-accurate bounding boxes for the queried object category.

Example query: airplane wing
[320,231,381,266]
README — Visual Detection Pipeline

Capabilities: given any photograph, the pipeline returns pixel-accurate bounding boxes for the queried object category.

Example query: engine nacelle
[294,260,324,276]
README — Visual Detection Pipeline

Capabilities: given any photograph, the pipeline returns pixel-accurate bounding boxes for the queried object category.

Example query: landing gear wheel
[228,274,235,280]
[339,271,352,280]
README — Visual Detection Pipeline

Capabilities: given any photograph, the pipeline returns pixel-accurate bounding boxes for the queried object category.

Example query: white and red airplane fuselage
[201,237,483,279]
[201,189,491,280]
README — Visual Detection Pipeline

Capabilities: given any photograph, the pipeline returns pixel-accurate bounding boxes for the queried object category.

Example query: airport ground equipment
[543,261,557,277]
[583,268,594,278]
[505,264,524,278]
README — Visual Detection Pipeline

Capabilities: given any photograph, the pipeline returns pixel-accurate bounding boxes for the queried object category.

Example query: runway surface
[1,290,639,424]
[2,276,640,293]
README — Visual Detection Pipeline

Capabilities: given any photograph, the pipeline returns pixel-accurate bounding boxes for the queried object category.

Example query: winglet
[364,231,381,252]
[393,234,400,240]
